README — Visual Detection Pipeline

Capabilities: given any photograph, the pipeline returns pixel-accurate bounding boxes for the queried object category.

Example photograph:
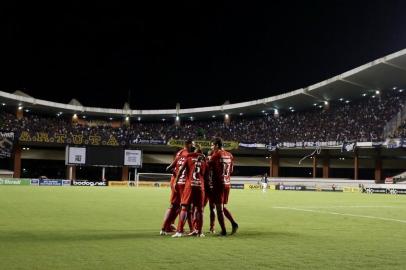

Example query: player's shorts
[170,183,185,205]
[181,186,204,207]
[212,185,231,205]
[262,183,268,189]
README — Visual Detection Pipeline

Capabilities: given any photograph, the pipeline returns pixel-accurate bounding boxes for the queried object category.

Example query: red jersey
[184,153,207,189]
[209,149,234,186]
[173,149,189,185]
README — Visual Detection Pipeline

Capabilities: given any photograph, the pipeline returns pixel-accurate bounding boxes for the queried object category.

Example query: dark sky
[1,1,406,109]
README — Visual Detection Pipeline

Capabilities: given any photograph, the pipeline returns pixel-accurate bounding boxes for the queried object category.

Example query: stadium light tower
[175,115,180,126]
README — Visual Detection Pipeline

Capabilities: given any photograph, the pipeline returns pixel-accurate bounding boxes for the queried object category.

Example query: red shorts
[181,186,204,207]
[170,183,185,205]
[212,185,231,205]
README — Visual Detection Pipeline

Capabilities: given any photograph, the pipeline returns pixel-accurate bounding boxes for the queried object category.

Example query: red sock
[209,205,216,230]
[161,208,171,231]
[216,207,226,234]
[195,209,203,234]
[177,208,188,233]
[224,207,237,226]
[187,208,194,232]
[163,206,179,231]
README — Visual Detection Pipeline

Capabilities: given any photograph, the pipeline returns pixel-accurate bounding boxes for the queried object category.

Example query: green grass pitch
[1,186,406,270]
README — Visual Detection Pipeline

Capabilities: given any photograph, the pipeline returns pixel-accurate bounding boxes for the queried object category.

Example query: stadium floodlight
[345,100,350,103]
[324,101,328,105]
[372,95,376,98]
[362,93,367,97]
[239,112,243,116]
[109,117,113,120]
[18,106,23,110]
[313,103,317,106]
[393,86,397,90]
[161,118,166,121]
[175,116,180,121]
[212,115,216,118]
[82,115,86,119]
[274,109,279,114]
[318,105,323,108]
[125,116,129,121]
[25,109,29,112]
[1,103,5,106]
[225,114,229,119]
[137,116,141,121]
[339,98,344,101]
[291,109,295,112]
[261,110,265,113]
[288,107,293,110]
[190,116,194,121]
[400,89,404,93]
[375,90,380,95]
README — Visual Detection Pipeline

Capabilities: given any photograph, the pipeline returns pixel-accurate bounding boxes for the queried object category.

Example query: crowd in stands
[1,89,405,144]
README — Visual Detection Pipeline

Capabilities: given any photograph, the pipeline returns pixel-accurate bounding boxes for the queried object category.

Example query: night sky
[1,1,406,109]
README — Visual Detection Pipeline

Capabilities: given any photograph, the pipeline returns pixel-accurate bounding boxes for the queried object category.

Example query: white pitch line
[273,205,401,209]
[272,206,406,224]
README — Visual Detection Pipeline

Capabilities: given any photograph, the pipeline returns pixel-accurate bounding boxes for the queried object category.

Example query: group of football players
[160,137,238,237]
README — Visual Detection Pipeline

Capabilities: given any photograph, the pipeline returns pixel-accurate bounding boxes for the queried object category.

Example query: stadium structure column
[322,150,329,178]
[13,144,22,178]
[270,150,279,177]
[374,149,382,183]
[66,165,76,180]
[122,166,129,181]
[312,156,317,178]
[354,149,359,180]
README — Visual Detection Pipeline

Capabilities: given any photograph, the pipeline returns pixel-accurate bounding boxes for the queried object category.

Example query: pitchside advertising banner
[363,184,406,195]
[73,180,107,186]
[36,179,71,186]
[0,178,31,185]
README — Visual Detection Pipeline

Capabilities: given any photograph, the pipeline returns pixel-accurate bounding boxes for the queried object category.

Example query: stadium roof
[1,48,406,120]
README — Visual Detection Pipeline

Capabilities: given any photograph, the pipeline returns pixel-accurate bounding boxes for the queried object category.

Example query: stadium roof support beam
[382,61,406,73]
[339,78,370,90]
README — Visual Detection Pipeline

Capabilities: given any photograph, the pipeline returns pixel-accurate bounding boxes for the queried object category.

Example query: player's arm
[166,157,178,172]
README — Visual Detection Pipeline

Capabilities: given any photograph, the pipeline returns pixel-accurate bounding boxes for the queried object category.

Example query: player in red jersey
[160,139,193,235]
[209,137,238,236]
[203,150,216,233]
[172,146,207,237]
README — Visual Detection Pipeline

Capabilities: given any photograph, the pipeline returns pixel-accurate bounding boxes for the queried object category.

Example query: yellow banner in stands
[167,139,239,151]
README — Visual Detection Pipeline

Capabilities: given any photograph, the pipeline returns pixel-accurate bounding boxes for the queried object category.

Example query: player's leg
[213,188,227,235]
[190,188,204,236]
[222,187,238,235]
[160,184,180,235]
[173,187,191,237]
[187,204,194,233]
[209,202,216,233]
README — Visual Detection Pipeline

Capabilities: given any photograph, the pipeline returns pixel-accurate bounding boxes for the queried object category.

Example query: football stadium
[1,3,406,270]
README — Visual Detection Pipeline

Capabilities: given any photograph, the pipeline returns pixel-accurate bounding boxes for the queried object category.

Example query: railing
[383,101,406,138]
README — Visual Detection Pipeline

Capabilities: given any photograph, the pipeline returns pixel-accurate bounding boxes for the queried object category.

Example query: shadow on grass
[0,229,300,243]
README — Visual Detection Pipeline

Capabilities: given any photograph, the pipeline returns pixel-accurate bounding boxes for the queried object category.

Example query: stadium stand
[1,88,405,144]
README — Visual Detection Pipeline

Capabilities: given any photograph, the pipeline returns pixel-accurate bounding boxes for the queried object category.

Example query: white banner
[67,147,86,164]
[124,149,142,167]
